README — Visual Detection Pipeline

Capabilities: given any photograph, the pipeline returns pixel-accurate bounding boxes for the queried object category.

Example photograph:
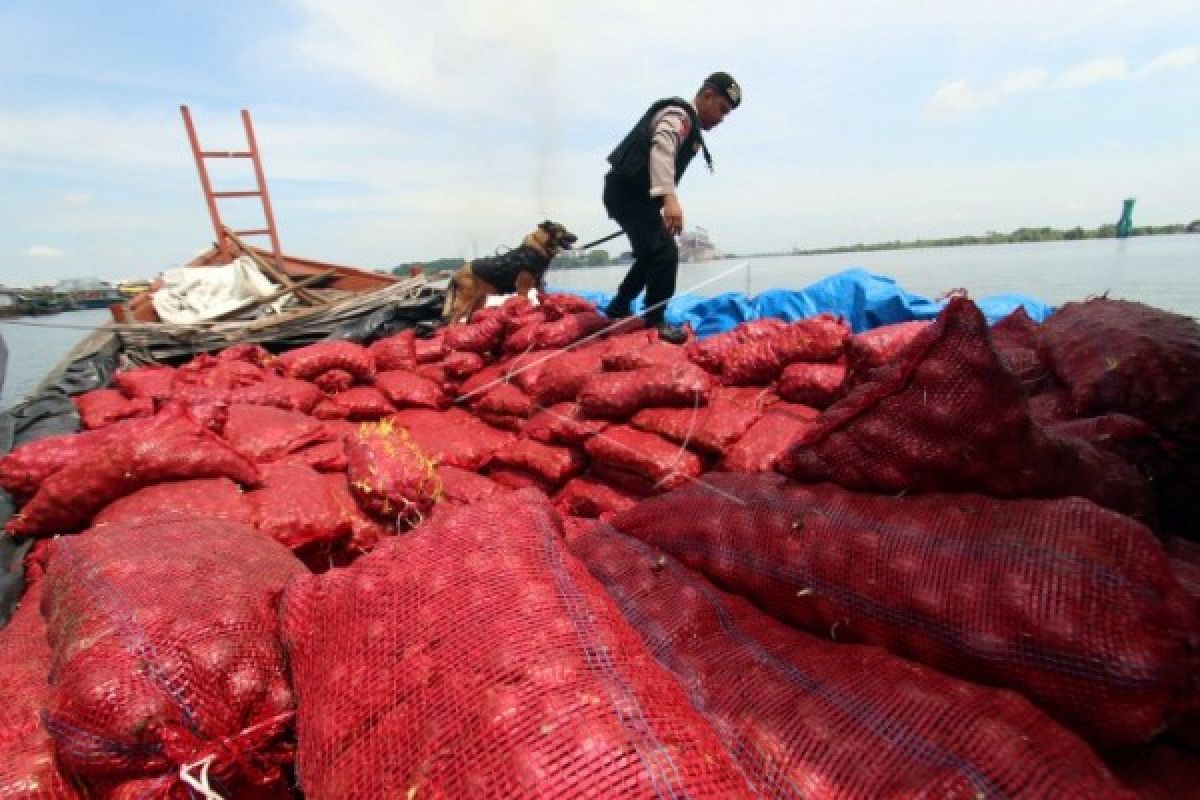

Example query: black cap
[703,71,741,109]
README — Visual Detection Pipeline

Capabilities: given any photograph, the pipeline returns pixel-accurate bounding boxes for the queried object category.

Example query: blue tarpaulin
[556,268,1055,337]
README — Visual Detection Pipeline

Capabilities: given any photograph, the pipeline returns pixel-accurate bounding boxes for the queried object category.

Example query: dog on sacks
[443,220,578,324]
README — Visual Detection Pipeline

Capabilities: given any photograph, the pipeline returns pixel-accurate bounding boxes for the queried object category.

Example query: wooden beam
[220,225,324,305]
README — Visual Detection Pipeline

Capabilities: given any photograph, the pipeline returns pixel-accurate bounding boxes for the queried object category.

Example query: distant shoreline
[397,223,1199,274]
[752,223,1199,258]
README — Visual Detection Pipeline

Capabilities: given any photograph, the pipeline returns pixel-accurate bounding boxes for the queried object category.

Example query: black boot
[654,322,688,345]
[605,297,633,319]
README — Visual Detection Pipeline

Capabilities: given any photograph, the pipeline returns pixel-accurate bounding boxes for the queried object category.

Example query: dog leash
[576,230,624,250]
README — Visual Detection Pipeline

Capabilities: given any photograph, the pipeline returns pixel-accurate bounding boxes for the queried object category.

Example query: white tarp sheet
[152,257,288,324]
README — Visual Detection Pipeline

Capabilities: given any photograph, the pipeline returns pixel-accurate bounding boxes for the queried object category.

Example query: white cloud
[25,244,63,257]
[927,44,1197,118]
[999,68,1050,94]
[925,81,990,118]
[1139,46,1199,76]
[1055,57,1130,88]
[60,192,90,206]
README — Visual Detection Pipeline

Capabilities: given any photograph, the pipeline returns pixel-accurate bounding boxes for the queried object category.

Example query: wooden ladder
[180,106,320,304]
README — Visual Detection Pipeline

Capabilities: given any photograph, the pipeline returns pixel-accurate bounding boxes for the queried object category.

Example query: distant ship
[679,227,721,263]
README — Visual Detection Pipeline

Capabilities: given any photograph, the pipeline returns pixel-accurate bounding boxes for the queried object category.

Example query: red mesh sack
[526,346,609,405]
[721,402,819,472]
[319,418,359,442]
[486,465,555,495]
[222,403,330,462]
[0,427,110,501]
[7,409,261,536]
[313,368,355,394]
[686,318,788,374]
[324,473,393,559]
[1038,298,1200,444]
[217,342,276,368]
[279,493,754,799]
[443,350,486,380]
[989,308,1051,391]
[41,519,302,797]
[173,358,267,391]
[578,363,713,419]
[412,331,447,364]
[501,351,554,395]
[111,365,176,402]
[368,329,417,372]
[777,362,846,408]
[278,340,374,382]
[0,583,85,799]
[476,411,525,432]
[321,386,394,420]
[529,311,612,350]
[375,369,449,410]
[165,386,231,432]
[1105,743,1200,800]
[279,439,349,472]
[228,376,323,414]
[610,473,1191,748]
[247,463,352,550]
[630,386,768,456]
[587,462,660,497]
[572,521,1137,799]
[436,464,507,506]
[780,298,1152,519]
[444,315,506,354]
[500,318,541,354]
[391,408,515,469]
[1029,386,1075,425]
[1164,536,1200,746]
[73,389,155,430]
[311,397,348,420]
[554,477,638,519]
[491,438,585,485]
[525,402,608,445]
[538,292,596,318]
[92,477,252,529]
[473,382,534,417]
[584,425,701,491]
[715,314,849,386]
[991,306,1039,351]
[456,362,507,401]
[501,293,536,317]
[346,418,442,524]
[603,341,689,371]
[414,362,453,392]
[845,320,931,381]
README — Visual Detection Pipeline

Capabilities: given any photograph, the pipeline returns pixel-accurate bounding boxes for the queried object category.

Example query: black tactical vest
[607,97,709,195]
[469,244,549,295]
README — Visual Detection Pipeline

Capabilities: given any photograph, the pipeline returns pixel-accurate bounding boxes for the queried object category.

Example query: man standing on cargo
[602,71,741,344]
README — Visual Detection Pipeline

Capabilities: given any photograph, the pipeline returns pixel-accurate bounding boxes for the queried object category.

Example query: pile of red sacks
[1,289,1198,798]
[0,293,861,558]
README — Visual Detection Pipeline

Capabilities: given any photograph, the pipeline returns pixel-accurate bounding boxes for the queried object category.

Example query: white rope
[455,261,750,404]
[521,394,748,507]
[649,389,704,492]
[180,755,226,800]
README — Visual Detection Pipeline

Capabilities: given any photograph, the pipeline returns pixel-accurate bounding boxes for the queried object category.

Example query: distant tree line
[392,220,1198,273]
[783,221,1200,257]
[391,251,615,276]
[391,257,466,276]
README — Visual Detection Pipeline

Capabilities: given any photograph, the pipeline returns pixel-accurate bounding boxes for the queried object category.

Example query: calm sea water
[2,235,1196,410]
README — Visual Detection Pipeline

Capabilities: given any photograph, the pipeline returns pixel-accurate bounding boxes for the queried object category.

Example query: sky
[0,0,1196,286]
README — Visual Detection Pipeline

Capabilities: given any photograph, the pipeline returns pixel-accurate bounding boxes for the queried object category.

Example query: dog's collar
[523,234,551,258]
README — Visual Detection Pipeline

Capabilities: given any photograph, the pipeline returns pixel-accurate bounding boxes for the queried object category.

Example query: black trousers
[603,173,678,325]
